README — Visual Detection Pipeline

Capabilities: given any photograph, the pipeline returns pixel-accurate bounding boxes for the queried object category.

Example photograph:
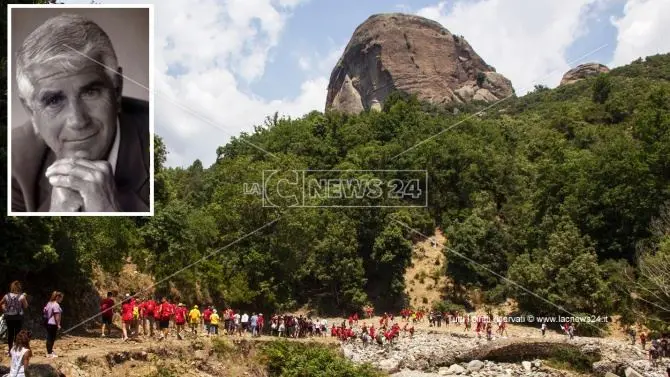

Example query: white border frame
[7,3,155,217]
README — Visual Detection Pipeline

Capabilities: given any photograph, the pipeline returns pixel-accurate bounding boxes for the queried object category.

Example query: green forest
[2,1,670,335]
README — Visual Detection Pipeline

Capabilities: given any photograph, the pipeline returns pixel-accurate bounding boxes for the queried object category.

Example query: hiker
[131,297,141,337]
[0,281,28,353]
[629,327,636,345]
[209,309,220,336]
[174,303,187,340]
[650,344,660,367]
[202,306,213,335]
[100,292,114,337]
[5,329,32,377]
[188,305,201,335]
[640,332,647,350]
[227,309,236,335]
[541,322,547,337]
[157,297,173,340]
[241,312,249,335]
[258,314,265,336]
[234,311,242,336]
[120,294,134,341]
[568,323,575,340]
[44,291,64,358]
[250,313,258,337]
[278,318,285,337]
[142,297,157,337]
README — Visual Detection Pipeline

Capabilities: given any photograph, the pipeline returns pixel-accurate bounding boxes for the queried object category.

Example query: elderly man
[11,13,150,212]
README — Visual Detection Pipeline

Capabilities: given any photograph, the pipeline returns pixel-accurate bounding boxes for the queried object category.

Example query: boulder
[379,358,401,373]
[326,13,514,114]
[559,63,610,85]
[446,363,466,374]
[624,367,644,377]
[467,359,484,371]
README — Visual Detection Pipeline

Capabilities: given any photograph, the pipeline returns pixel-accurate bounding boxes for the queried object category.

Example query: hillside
[404,229,449,308]
[3,45,670,336]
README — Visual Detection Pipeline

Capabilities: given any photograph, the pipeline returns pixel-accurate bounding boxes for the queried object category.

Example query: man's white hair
[16,13,119,109]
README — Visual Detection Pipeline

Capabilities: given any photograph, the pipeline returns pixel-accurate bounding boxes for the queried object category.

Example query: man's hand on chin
[46,158,121,212]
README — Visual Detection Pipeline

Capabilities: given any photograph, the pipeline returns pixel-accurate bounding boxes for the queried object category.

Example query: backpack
[132,306,140,320]
[175,308,185,323]
[189,310,199,322]
[4,294,22,317]
[145,301,156,316]
[160,304,174,321]
[42,303,52,327]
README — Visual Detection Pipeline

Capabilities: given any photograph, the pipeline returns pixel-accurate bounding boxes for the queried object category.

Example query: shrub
[212,338,235,357]
[592,74,611,104]
[476,72,486,87]
[545,346,601,373]
[432,300,465,313]
[259,340,384,377]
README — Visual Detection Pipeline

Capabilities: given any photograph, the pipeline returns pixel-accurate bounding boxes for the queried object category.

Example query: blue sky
[58,0,670,167]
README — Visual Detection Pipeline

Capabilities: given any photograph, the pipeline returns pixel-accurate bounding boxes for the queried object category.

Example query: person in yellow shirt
[209,309,220,337]
[188,305,201,335]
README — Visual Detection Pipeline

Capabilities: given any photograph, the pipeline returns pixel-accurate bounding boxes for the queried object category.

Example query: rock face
[560,63,610,85]
[325,13,515,114]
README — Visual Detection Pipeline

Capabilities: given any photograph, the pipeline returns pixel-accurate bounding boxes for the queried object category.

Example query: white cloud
[610,0,670,67]
[416,0,607,94]
[295,44,344,77]
[298,56,311,71]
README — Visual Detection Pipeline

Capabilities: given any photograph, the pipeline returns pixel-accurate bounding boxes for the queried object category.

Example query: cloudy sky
[61,0,670,167]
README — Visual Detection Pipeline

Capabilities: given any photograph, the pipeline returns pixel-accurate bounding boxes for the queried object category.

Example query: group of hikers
[0,281,65,377]
[627,327,670,367]
[2,282,670,376]
[100,293,268,341]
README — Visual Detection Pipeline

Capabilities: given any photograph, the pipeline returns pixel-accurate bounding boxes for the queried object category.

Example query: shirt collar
[108,118,121,174]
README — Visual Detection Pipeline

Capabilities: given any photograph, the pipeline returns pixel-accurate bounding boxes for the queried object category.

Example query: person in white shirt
[5,329,32,377]
[241,313,249,334]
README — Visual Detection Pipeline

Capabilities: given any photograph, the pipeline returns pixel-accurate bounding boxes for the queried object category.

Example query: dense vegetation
[2,1,670,334]
[259,341,383,377]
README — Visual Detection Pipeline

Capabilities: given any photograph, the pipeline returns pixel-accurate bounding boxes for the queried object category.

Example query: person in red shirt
[174,303,187,340]
[202,306,213,335]
[353,312,359,325]
[257,313,264,336]
[369,325,376,340]
[348,315,353,328]
[157,297,174,340]
[142,297,157,337]
[100,292,115,338]
[120,294,134,341]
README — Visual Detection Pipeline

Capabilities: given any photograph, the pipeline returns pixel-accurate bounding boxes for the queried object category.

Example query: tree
[592,74,612,104]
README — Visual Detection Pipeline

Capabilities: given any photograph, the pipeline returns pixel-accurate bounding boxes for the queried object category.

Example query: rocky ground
[342,326,669,377]
[1,320,667,376]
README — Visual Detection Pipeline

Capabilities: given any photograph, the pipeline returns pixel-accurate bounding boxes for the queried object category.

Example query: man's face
[24,60,119,160]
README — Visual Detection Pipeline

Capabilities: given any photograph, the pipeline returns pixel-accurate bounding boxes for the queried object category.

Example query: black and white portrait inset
[8,5,154,216]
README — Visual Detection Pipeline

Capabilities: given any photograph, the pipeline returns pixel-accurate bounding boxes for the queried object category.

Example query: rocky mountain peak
[325,13,515,114]
[560,62,610,85]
